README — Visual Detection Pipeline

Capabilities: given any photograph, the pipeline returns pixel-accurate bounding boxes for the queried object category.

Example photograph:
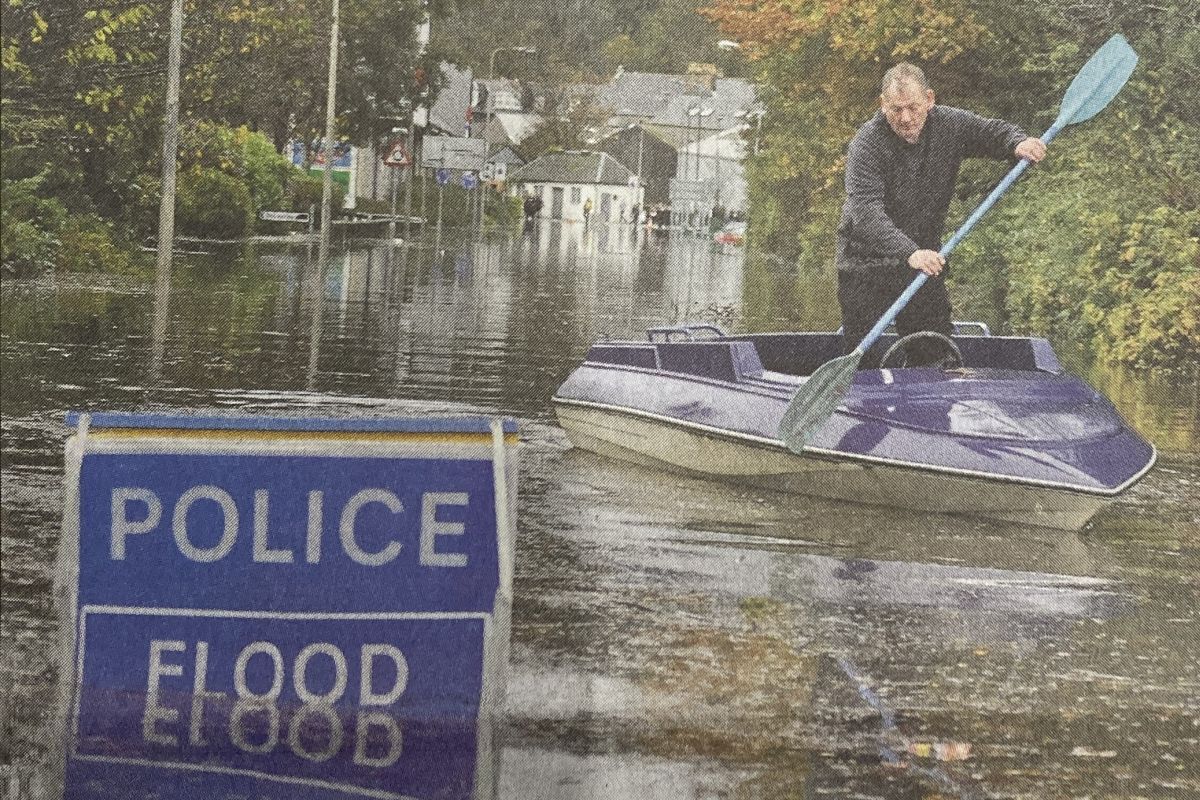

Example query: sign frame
[57,412,517,800]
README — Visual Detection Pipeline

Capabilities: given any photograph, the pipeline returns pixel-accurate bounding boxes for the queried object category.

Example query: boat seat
[657,341,764,382]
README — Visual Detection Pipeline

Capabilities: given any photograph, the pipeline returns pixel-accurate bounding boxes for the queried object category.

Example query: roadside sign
[59,412,517,800]
[383,139,412,168]
[423,136,487,172]
[259,211,310,223]
[436,168,450,186]
[481,164,494,181]
[461,172,478,190]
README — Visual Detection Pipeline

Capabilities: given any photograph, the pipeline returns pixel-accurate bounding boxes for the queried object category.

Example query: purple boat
[553,324,1156,530]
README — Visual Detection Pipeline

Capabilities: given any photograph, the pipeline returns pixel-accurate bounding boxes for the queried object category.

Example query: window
[570,187,581,204]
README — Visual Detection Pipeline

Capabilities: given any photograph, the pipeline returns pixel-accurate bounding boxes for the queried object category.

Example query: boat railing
[646,324,728,342]
[834,320,993,337]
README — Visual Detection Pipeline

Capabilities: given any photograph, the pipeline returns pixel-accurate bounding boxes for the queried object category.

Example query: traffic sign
[59,412,517,800]
[461,172,477,190]
[259,211,310,223]
[436,168,450,186]
[422,136,486,172]
[383,139,412,168]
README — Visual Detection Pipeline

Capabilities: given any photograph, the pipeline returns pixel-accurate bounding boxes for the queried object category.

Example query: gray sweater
[836,105,1027,273]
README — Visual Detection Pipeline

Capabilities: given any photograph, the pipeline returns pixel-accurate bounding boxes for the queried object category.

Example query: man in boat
[836,63,1047,366]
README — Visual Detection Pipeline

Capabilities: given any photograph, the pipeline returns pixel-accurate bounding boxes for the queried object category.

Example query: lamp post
[316,0,341,280]
[486,45,537,122]
[696,106,713,182]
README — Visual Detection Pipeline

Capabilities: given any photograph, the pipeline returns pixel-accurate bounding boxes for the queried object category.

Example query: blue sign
[61,413,516,800]
[461,172,477,190]
[436,168,450,186]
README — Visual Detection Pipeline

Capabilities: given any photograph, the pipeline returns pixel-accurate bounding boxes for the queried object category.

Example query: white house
[509,150,643,224]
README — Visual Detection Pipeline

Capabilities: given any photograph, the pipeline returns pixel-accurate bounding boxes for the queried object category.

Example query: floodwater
[2,223,1198,799]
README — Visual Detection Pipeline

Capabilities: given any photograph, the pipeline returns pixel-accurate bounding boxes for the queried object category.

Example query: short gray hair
[881,63,929,95]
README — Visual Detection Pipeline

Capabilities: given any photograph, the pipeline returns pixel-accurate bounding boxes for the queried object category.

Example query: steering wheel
[879,331,963,369]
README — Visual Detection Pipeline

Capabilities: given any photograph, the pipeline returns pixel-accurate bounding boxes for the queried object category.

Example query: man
[836,63,1046,366]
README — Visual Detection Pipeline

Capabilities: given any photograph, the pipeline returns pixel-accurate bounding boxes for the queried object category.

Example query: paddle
[778,34,1138,454]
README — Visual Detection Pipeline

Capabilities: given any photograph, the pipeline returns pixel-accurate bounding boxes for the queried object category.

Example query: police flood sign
[58,412,517,800]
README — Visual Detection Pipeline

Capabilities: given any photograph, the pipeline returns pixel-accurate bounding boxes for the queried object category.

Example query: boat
[552,324,1156,530]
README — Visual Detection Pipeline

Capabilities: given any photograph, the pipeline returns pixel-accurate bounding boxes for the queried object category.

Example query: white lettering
[252,489,294,564]
[359,644,409,706]
[189,641,226,746]
[233,641,283,700]
[339,489,404,566]
[173,485,238,562]
[111,488,162,560]
[306,490,324,564]
[287,702,343,762]
[419,492,469,567]
[294,643,348,705]
[143,639,185,746]
[354,711,403,767]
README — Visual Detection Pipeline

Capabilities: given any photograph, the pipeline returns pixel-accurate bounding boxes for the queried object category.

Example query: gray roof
[648,77,760,131]
[510,150,634,186]
[595,71,708,119]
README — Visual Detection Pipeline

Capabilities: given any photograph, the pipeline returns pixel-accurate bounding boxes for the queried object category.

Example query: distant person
[836,62,1045,366]
[582,197,593,226]
[523,192,542,232]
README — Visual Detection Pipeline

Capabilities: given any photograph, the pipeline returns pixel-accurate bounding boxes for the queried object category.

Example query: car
[713,220,746,245]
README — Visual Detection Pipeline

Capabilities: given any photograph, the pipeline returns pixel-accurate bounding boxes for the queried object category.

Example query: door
[551,187,564,219]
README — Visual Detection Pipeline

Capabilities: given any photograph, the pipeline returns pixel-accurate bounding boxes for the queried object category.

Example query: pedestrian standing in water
[582,197,593,227]
[836,62,1046,366]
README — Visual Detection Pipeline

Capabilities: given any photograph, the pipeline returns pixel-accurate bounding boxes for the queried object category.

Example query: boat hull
[554,398,1114,531]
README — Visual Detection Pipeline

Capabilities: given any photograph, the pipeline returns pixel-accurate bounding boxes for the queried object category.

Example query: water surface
[3,224,1197,798]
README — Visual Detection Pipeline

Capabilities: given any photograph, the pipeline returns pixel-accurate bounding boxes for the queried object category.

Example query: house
[509,150,643,224]
[483,144,526,188]
[593,124,677,207]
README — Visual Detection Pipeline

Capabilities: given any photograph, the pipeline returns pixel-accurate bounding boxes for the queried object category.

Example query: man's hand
[908,249,945,276]
[1015,137,1047,164]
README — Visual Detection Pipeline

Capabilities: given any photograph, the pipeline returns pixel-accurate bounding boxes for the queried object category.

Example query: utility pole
[316,0,341,278]
[405,0,431,243]
[153,0,183,295]
[151,0,183,383]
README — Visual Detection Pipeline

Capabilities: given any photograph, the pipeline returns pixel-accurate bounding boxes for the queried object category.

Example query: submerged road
[3,225,1198,798]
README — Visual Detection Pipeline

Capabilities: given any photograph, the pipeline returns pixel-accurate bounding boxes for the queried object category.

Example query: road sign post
[57,412,517,800]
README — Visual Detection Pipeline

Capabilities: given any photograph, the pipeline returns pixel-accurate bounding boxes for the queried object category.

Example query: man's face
[881,81,935,144]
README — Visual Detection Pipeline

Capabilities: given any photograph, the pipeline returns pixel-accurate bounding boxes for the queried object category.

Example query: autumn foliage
[701,0,1199,372]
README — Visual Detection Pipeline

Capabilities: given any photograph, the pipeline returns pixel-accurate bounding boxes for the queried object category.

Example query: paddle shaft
[854,115,1076,356]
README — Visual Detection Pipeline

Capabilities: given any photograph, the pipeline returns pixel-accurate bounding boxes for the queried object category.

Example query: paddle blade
[1058,34,1138,126]
[778,351,861,453]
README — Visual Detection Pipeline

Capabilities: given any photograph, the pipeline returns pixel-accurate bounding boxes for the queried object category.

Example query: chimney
[685,62,719,92]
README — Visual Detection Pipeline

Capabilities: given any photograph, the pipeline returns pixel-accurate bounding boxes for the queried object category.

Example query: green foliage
[179,122,295,215]
[1,176,66,274]
[707,0,1199,371]
[55,213,136,273]
[287,173,346,219]
[520,95,611,158]
[177,167,254,239]
[2,174,138,275]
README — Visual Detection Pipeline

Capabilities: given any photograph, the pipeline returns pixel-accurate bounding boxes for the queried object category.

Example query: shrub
[1,176,67,275]
[287,172,345,220]
[55,213,135,273]
[177,167,253,239]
